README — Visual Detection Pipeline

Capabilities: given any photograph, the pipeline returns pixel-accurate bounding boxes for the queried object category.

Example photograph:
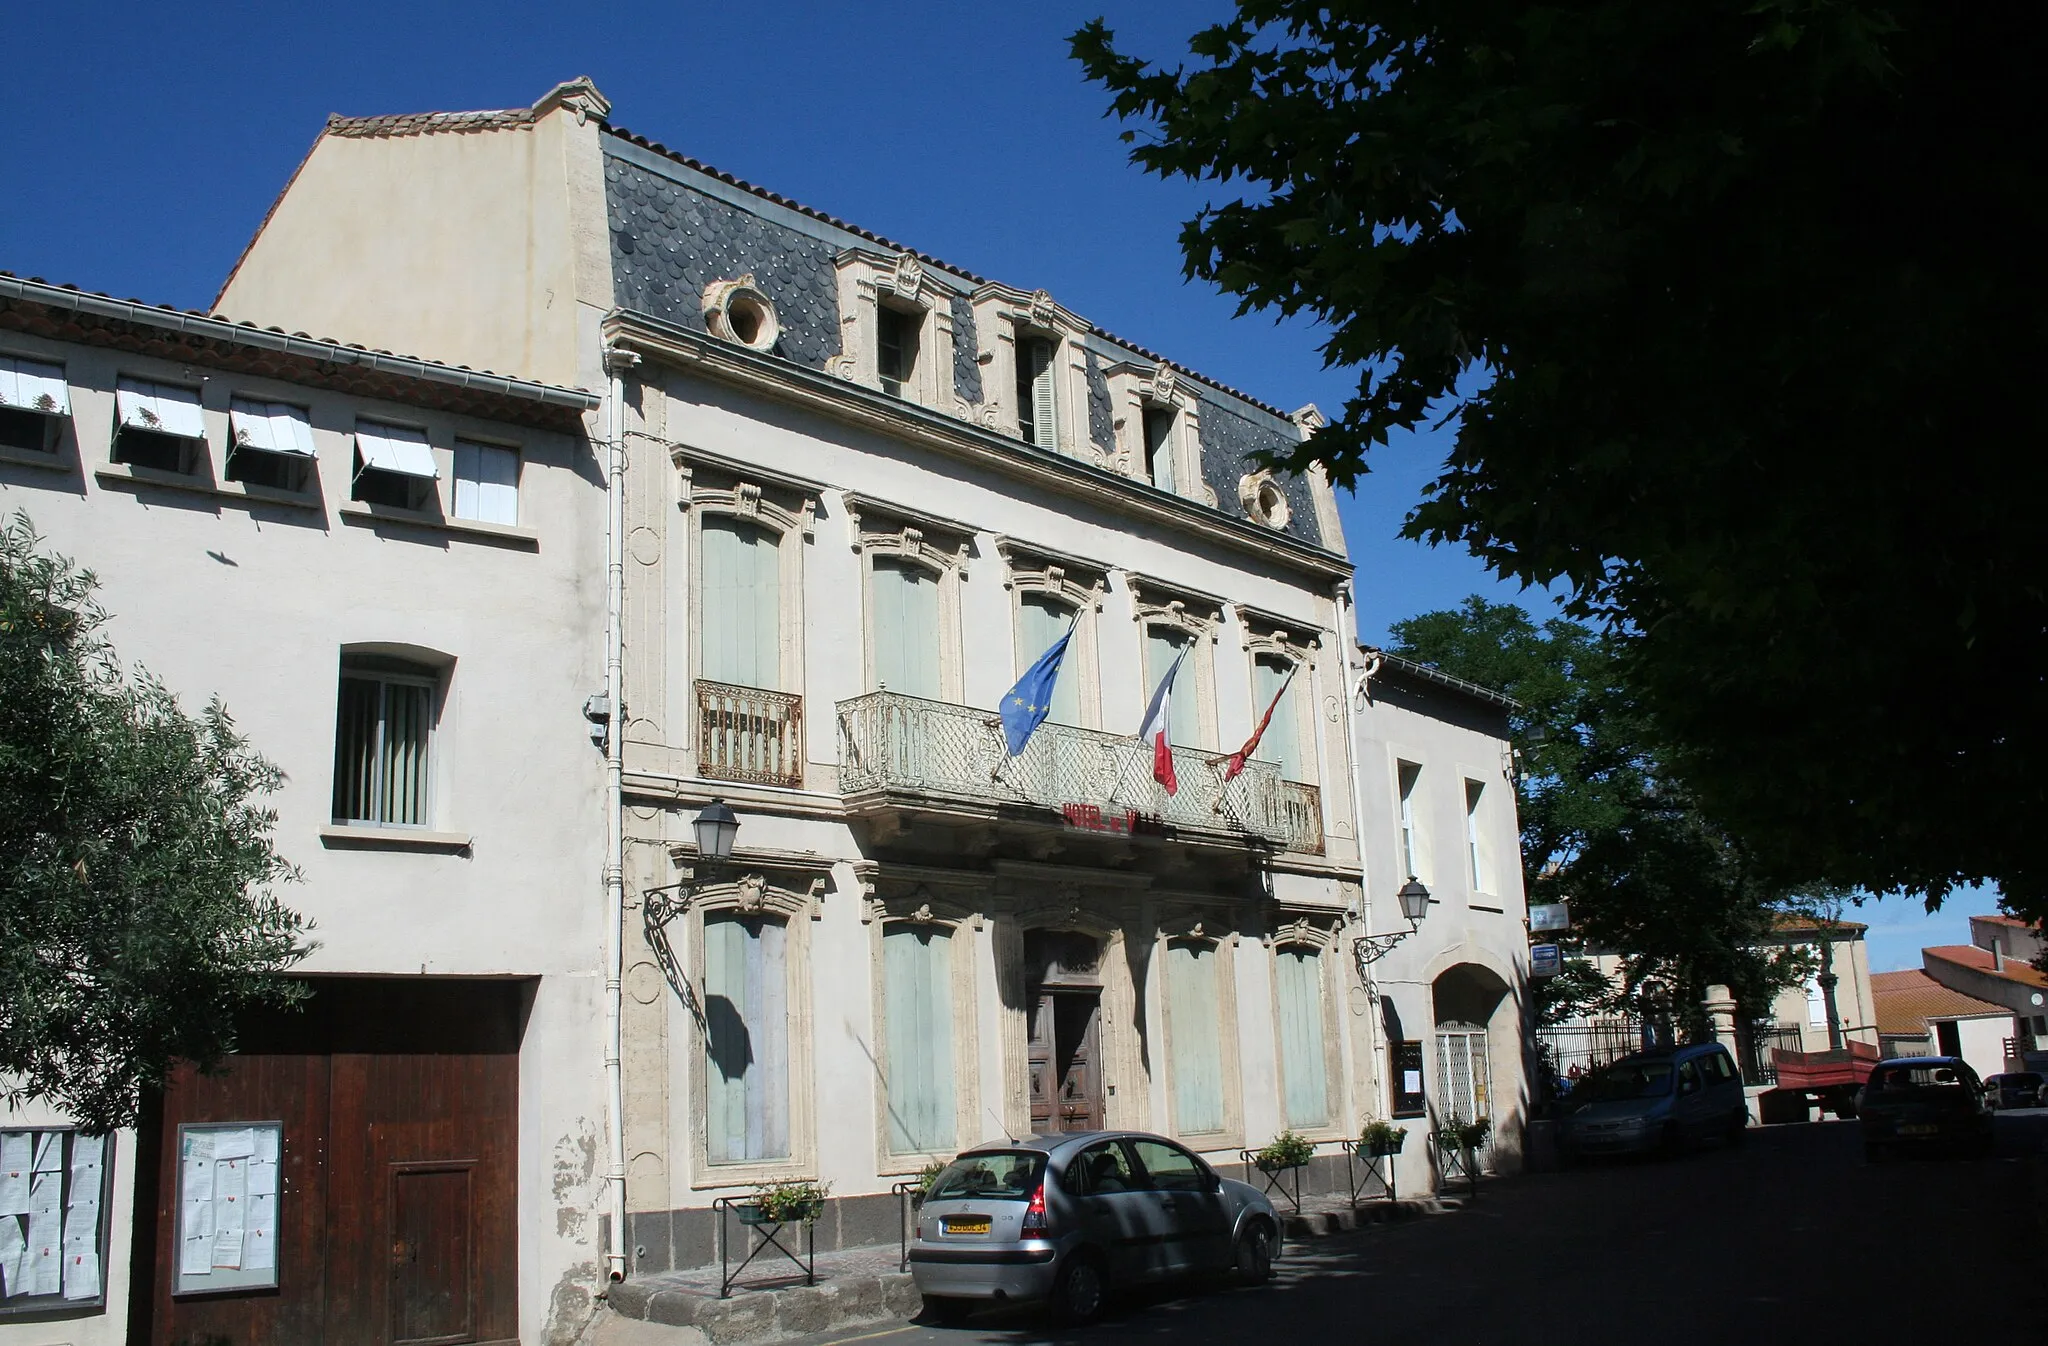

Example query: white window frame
[452,439,520,525]
[1394,756,1431,883]
[331,655,441,830]
[1464,777,1494,894]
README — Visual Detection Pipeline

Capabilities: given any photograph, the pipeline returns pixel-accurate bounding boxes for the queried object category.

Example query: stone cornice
[602,311,1353,582]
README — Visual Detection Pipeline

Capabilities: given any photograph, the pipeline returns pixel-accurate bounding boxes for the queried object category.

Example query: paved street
[787,1115,2046,1346]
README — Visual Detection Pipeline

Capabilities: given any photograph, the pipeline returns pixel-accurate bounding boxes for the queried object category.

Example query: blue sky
[1,2,1991,963]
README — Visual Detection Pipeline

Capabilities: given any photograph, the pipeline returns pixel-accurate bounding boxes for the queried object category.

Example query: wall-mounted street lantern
[643,800,743,1022]
[1354,877,1431,986]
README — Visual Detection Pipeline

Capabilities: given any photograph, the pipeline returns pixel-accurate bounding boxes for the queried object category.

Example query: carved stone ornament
[1291,403,1327,434]
[892,253,926,306]
[702,275,780,353]
[1030,289,1057,329]
[1149,363,1180,405]
[733,873,768,914]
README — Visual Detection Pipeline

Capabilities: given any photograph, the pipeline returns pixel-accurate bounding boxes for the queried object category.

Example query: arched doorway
[1024,930,1105,1133]
[1432,963,1511,1127]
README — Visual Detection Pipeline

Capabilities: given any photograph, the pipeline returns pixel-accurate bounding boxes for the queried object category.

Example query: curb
[1280,1195,1442,1241]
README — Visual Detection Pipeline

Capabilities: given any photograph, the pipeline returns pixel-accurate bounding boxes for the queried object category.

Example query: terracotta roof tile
[326,108,539,139]
[1971,913,2042,931]
[1923,944,2048,990]
[1871,969,2010,1035]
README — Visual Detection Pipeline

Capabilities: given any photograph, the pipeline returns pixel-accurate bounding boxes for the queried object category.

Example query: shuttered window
[877,305,920,398]
[1015,335,1058,451]
[704,913,791,1164]
[883,926,955,1154]
[1143,406,1177,491]
[701,516,782,689]
[1168,940,1225,1135]
[1253,656,1303,782]
[1016,593,1080,726]
[1464,779,1492,892]
[1397,761,1425,880]
[1145,626,1200,749]
[453,441,519,525]
[1275,948,1331,1128]
[332,658,436,826]
[872,558,941,699]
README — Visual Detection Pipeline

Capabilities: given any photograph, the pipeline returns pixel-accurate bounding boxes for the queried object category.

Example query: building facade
[0,277,610,1345]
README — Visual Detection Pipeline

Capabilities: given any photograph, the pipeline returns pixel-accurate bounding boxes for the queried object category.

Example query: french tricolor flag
[1137,647,1189,795]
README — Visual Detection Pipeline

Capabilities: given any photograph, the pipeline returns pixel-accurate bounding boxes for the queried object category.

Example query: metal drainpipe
[600,347,633,1283]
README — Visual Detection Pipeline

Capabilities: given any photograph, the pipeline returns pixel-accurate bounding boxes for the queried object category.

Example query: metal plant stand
[713,1196,816,1299]
[1239,1151,1305,1214]
[1339,1140,1399,1206]
[891,1180,928,1273]
[1437,1144,1479,1197]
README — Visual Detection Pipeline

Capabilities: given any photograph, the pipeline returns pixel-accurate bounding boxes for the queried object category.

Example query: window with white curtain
[1252,655,1303,782]
[1015,593,1080,726]
[700,516,782,689]
[883,926,955,1154]
[453,440,519,525]
[331,655,437,827]
[1275,947,1331,1129]
[1397,761,1426,881]
[704,912,791,1164]
[1015,334,1059,451]
[1465,778,1493,893]
[1168,940,1225,1135]
[1144,626,1200,750]
[871,557,941,699]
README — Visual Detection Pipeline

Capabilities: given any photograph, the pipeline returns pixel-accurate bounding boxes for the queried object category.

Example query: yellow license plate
[1899,1124,1938,1136]
[945,1217,991,1236]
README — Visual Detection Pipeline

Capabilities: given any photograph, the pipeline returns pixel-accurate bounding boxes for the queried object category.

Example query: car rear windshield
[1574,1060,1674,1101]
[928,1151,1047,1202]
[1869,1065,1975,1094]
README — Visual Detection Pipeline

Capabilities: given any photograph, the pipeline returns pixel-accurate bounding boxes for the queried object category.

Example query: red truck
[1759,1041,1880,1123]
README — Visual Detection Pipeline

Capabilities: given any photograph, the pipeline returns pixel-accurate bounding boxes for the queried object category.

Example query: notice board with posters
[0,1127,115,1314]
[172,1122,282,1295]
[1390,1040,1427,1119]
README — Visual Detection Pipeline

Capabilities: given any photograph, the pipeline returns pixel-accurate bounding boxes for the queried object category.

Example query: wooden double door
[1028,989,1105,1134]
[137,978,522,1346]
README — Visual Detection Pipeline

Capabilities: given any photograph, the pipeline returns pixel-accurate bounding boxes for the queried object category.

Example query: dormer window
[113,378,205,474]
[877,304,921,399]
[352,421,437,512]
[1144,405,1178,492]
[1016,334,1058,451]
[0,356,70,454]
[226,398,316,493]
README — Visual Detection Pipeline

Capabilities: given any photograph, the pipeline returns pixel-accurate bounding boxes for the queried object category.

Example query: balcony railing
[696,679,804,789]
[835,690,1324,853]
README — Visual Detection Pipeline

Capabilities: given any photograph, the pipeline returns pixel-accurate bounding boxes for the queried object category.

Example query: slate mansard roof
[598,131,1324,548]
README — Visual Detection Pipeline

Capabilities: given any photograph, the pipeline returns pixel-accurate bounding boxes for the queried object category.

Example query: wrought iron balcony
[696,679,805,789]
[835,689,1325,854]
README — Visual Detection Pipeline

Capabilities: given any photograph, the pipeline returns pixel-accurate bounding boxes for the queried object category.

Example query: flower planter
[738,1200,822,1226]
[1366,1137,1405,1158]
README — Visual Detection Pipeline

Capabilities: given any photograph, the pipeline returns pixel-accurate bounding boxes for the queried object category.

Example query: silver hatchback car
[908,1131,1280,1325]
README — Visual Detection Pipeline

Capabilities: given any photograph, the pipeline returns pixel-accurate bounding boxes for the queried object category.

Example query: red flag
[1223,663,1300,781]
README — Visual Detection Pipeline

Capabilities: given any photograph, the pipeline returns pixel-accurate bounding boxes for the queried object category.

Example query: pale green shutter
[1275,949,1331,1128]
[1146,627,1199,749]
[1169,941,1225,1134]
[884,927,956,1153]
[702,517,780,689]
[1029,341,1059,451]
[1253,657,1302,781]
[704,914,791,1163]
[1017,594,1079,726]
[874,559,941,699]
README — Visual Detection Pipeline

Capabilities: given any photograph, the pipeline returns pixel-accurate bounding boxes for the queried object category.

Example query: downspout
[600,346,635,1284]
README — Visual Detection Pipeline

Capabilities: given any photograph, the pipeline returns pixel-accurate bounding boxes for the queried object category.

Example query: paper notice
[210,1226,244,1270]
[248,1159,279,1196]
[215,1157,248,1225]
[1402,1070,1423,1095]
[179,1232,210,1277]
[28,1173,59,1223]
[244,1192,278,1271]
[62,1249,98,1300]
[26,1211,59,1296]
[214,1128,257,1161]
[182,1196,214,1240]
[63,1203,96,1253]
[0,1216,25,1296]
[68,1134,104,1203]
[183,1153,214,1204]
[31,1132,59,1173]
[0,1134,28,1216]
[253,1128,280,1164]
[182,1130,215,1164]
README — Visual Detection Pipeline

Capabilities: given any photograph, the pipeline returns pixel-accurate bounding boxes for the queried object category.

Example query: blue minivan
[1559,1043,1750,1158]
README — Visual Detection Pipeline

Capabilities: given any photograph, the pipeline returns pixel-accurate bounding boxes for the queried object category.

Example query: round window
[702,276,780,353]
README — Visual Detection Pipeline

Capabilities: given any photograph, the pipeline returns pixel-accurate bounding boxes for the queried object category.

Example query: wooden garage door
[138,979,523,1346]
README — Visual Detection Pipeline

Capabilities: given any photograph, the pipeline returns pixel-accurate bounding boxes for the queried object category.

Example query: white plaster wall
[0,334,608,1346]
[1951,1016,2010,1080]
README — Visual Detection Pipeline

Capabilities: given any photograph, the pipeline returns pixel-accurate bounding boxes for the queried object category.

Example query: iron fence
[696,679,804,788]
[1536,1019,1644,1080]
[1738,1023,1804,1086]
[835,689,1321,852]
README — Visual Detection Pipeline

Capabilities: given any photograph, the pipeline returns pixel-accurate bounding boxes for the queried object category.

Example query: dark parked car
[1858,1056,1994,1160]
[909,1131,1279,1325]
[1982,1071,2044,1110]
[1558,1043,1750,1158]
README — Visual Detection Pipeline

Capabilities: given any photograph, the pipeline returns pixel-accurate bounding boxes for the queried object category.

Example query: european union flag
[1000,617,1077,756]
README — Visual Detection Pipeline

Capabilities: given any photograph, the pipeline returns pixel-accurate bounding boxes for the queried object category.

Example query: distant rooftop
[1871,968,2010,1035]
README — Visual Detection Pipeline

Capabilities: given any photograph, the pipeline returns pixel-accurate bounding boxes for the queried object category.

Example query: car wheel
[1726,1110,1748,1146]
[1233,1220,1275,1286]
[920,1295,974,1326]
[1658,1122,1683,1157]
[1049,1253,1107,1326]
